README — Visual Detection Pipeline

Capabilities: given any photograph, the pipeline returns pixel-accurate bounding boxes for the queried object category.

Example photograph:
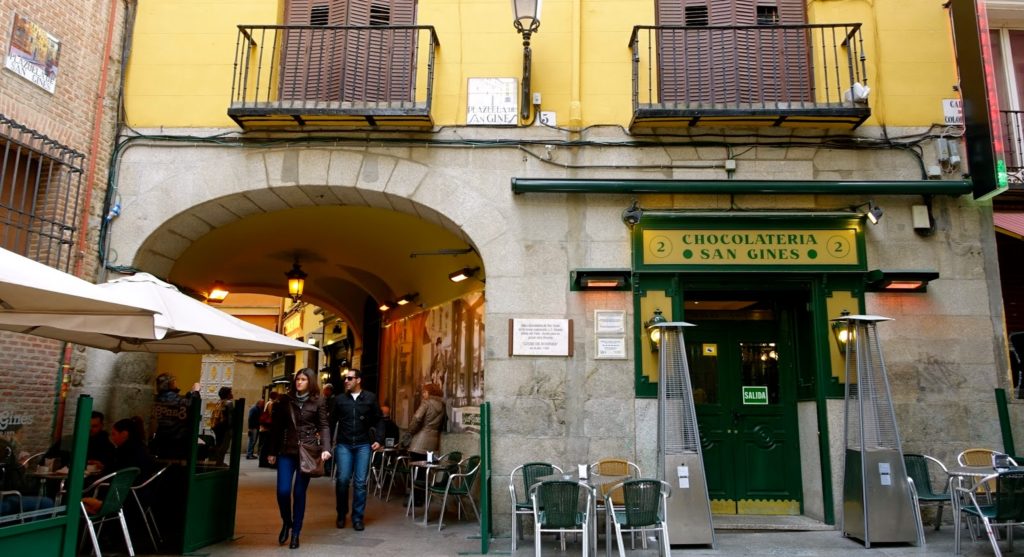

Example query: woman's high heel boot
[278,522,291,545]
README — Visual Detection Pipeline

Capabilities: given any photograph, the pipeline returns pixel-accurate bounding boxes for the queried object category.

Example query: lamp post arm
[521,33,533,121]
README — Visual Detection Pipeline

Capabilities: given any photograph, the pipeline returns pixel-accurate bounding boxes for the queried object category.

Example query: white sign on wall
[942,98,964,125]
[510,318,573,356]
[467,77,518,126]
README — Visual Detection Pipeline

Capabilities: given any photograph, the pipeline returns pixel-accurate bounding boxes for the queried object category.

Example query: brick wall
[0,0,127,454]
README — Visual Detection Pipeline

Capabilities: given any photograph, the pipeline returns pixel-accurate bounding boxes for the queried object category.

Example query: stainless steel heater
[654,321,715,547]
[837,314,921,547]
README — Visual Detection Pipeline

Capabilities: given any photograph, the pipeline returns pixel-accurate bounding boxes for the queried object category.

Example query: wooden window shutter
[280,0,348,102]
[340,0,417,103]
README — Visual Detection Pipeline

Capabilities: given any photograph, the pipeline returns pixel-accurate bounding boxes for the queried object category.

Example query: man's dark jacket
[330,391,385,446]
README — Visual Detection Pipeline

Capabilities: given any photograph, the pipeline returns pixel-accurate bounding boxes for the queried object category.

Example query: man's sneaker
[353,520,364,531]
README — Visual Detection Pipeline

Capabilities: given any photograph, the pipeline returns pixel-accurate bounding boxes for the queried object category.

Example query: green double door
[684,293,803,515]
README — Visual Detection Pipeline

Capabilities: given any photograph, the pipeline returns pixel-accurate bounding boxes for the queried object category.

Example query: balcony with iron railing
[228,24,440,130]
[628,23,870,129]
[1000,110,1024,187]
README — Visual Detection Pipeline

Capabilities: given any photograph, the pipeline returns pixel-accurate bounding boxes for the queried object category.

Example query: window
[310,5,329,26]
[685,5,709,26]
[0,115,84,271]
[757,5,779,25]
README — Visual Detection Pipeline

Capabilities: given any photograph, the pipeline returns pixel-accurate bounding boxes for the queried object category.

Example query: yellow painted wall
[126,0,957,129]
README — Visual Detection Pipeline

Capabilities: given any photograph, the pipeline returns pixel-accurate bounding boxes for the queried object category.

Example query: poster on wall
[5,14,60,94]
[379,291,485,434]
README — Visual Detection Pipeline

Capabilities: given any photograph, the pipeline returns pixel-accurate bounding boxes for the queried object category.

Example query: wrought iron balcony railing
[229,24,440,129]
[1000,110,1024,185]
[628,23,870,129]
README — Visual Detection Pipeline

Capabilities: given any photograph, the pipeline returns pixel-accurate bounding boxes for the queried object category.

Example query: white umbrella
[0,247,158,338]
[83,273,315,354]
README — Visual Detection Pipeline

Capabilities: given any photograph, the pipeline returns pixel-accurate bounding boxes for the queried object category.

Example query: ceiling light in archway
[448,267,481,283]
[379,301,393,312]
[207,280,229,303]
[396,293,418,306]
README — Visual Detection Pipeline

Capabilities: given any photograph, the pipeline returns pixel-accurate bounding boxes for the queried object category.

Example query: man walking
[246,399,264,459]
[330,368,383,531]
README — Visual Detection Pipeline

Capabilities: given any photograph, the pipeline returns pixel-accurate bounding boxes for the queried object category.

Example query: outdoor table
[946,465,1024,546]
[407,460,446,525]
[533,471,628,557]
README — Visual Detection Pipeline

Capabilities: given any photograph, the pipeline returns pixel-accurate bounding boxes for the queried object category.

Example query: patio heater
[652,321,716,548]
[837,314,921,547]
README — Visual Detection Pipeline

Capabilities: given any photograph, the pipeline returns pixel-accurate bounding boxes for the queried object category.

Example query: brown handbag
[289,402,325,477]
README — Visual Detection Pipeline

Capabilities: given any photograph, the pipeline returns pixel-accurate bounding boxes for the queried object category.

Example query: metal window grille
[0,114,85,272]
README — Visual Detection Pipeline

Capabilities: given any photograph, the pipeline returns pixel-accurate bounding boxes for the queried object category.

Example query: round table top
[947,465,1024,477]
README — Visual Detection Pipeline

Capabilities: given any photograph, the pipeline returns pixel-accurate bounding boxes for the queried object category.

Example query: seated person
[87,411,115,472]
[0,438,54,518]
[379,405,401,447]
[108,418,156,479]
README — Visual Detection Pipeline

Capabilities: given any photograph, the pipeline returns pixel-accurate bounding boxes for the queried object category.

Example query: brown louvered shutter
[775,0,810,103]
[656,0,809,106]
[281,0,348,102]
[340,0,417,103]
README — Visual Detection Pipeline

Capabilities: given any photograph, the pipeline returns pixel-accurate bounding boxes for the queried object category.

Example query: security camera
[622,202,643,227]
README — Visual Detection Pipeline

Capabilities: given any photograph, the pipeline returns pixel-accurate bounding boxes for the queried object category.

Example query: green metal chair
[955,470,1024,556]
[509,462,563,552]
[530,479,593,556]
[80,466,141,557]
[605,479,672,557]
[427,455,481,530]
[903,453,949,531]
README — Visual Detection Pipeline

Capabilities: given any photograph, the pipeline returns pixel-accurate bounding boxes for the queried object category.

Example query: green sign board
[742,386,769,405]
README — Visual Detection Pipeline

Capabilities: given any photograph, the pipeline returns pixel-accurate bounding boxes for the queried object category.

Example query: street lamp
[512,0,542,121]
[285,259,307,303]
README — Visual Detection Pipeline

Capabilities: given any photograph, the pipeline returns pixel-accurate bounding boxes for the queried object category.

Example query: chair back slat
[996,471,1024,522]
[537,480,585,529]
[903,454,942,498]
[622,479,663,526]
[93,467,141,519]
[520,462,556,504]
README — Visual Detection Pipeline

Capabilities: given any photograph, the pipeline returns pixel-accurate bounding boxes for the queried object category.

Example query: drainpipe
[55,0,122,443]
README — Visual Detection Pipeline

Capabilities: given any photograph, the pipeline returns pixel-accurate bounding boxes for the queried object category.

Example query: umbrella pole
[51,343,72,442]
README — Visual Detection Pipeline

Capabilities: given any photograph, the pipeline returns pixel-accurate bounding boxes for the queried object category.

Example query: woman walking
[265,368,331,549]
[406,383,446,506]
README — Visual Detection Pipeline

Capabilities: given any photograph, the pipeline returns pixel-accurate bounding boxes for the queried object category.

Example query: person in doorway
[265,368,331,549]
[330,368,384,531]
[210,386,234,465]
[246,399,264,459]
[86,411,115,472]
[406,383,446,506]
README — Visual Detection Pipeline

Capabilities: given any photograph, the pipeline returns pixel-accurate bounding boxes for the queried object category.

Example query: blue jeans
[334,443,371,521]
[1,494,54,520]
[246,428,258,457]
[275,455,312,534]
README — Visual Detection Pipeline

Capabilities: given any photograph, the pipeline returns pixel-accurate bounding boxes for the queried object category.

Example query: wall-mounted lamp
[207,280,229,303]
[448,267,483,283]
[396,293,419,306]
[865,270,939,293]
[378,301,393,312]
[285,259,307,302]
[645,308,667,353]
[332,323,342,335]
[512,0,542,120]
[853,201,884,224]
[570,268,632,291]
[307,337,318,346]
[831,309,852,356]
